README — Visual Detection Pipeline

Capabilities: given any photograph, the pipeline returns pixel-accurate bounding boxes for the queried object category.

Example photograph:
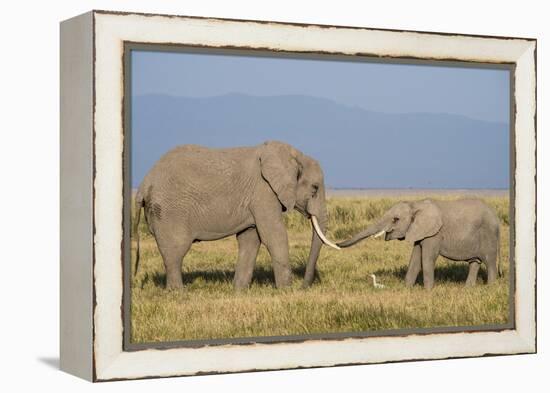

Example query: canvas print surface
[128,48,511,345]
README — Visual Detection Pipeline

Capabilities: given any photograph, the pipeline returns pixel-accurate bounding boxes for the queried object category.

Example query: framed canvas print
[60,10,537,381]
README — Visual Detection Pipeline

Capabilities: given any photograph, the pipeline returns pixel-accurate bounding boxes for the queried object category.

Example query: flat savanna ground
[130,191,510,344]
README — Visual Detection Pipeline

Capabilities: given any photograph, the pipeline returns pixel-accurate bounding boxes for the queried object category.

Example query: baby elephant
[337,199,501,289]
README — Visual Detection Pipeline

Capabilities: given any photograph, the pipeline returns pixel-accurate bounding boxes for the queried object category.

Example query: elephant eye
[312,184,319,196]
[393,217,400,223]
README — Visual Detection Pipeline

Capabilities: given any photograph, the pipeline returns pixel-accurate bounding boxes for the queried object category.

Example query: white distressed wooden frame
[60,10,536,382]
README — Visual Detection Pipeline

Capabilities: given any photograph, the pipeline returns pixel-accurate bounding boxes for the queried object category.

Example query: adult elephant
[133,141,340,289]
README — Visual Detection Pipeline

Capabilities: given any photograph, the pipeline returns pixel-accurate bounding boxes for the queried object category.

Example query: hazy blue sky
[132,50,509,123]
[131,50,510,189]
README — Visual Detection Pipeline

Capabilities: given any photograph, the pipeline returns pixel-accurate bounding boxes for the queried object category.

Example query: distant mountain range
[130,93,509,189]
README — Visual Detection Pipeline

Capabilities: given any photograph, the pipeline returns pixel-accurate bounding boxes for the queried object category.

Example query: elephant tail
[133,190,144,277]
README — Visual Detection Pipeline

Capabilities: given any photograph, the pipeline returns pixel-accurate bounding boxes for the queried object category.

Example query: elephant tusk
[374,230,386,239]
[311,216,341,250]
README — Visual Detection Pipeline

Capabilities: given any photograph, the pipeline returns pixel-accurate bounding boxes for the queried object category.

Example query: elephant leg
[254,213,292,288]
[233,227,261,289]
[465,260,481,286]
[405,244,422,287]
[261,224,292,288]
[484,249,498,284]
[158,238,192,289]
[420,237,440,290]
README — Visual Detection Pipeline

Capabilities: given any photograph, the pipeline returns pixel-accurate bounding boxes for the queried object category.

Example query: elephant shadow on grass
[374,259,488,285]
[140,265,319,289]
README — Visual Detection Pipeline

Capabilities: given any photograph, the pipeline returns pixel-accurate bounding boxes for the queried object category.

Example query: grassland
[130,192,510,343]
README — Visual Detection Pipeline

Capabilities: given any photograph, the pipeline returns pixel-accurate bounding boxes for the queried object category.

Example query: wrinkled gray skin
[134,141,331,289]
[337,199,501,289]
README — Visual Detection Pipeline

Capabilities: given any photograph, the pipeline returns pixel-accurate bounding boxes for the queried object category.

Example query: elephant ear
[405,200,442,243]
[259,141,300,211]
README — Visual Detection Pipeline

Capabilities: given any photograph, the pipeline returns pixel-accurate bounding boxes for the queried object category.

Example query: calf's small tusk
[374,230,386,239]
[311,216,341,250]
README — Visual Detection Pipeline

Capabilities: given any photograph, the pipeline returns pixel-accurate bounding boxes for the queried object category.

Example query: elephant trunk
[303,214,326,288]
[303,190,338,288]
[337,221,387,248]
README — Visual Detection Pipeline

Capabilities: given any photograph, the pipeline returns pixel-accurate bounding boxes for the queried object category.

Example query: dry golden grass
[130,193,510,343]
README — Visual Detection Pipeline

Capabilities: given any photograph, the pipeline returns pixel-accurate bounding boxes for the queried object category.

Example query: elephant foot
[301,281,312,289]
[487,270,498,285]
[275,276,293,289]
[166,278,184,290]
[233,280,251,290]
[273,266,293,288]
[233,271,254,289]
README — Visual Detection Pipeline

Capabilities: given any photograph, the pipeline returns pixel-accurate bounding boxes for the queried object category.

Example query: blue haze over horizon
[131,50,510,189]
